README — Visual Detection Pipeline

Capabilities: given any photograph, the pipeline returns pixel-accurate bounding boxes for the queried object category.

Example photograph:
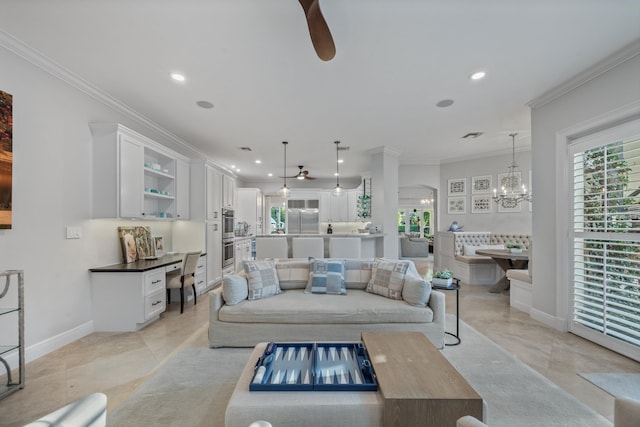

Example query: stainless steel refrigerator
[287,199,320,234]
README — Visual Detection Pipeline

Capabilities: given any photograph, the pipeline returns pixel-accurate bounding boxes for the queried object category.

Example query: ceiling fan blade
[302,171,317,180]
[299,0,336,61]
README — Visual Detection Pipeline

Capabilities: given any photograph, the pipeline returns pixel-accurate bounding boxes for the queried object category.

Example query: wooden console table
[362,331,484,427]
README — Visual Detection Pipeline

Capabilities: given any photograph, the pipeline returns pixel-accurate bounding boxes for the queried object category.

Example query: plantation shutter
[570,121,640,360]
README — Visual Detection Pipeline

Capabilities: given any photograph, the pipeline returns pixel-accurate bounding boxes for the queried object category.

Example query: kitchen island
[254,233,384,258]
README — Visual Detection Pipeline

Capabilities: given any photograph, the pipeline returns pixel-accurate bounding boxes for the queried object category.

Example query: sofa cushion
[343,259,374,290]
[222,274,249,305]
[243,260,281,301]
[274,258,310,290]
[305,259,346,295]
[218,289,433,324]
[366,258,410,300]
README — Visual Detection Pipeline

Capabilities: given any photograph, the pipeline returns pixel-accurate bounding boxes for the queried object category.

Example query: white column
[369,146,400,258]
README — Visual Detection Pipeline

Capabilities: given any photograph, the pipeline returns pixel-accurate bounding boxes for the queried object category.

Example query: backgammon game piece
[249,341,378,391]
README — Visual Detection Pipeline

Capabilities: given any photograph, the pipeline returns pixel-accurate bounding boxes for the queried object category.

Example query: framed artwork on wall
[471,195,493,213]
[447,196,466,214]
[471,175,492,194]
[447,178,467,196]
[0,90,13,230]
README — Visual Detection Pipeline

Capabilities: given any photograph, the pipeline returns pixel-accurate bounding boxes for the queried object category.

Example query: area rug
[108,316,612,427]
[578,373,640,400]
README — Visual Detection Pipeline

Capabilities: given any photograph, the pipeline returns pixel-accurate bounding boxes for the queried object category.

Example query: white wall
[0,45,203,365]
[439,152,532,233]
[530,53,640,327]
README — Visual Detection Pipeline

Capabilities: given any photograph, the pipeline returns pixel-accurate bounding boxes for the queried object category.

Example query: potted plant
[432,269,454,287]
[507,242,524,254]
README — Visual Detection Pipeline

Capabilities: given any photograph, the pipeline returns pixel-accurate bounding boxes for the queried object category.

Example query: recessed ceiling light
[196,100,214,109]
[255,160,262,164]
[236,169,240,172]
[170,73,186,82]
[230,165,236,169]
[338,159,344,164]
[436,99,454,108]
[268,173,273,177]
[469,71,486,80]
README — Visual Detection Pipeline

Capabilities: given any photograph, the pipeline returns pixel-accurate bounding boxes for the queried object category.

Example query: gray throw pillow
[243,260,281,300]
[222,274,249,305]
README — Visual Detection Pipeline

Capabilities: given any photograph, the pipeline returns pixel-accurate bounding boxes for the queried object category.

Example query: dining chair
[166,251,202,313]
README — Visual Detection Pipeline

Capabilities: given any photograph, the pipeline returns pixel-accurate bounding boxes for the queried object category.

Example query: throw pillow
[243,260,281,301]
[305,258,346,294]
[402,263,432,307]
[366,258,410,300]
[222,274,249,305]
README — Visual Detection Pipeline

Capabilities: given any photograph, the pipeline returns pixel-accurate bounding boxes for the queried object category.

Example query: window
[398,208,433,237]
[570,125,640,358]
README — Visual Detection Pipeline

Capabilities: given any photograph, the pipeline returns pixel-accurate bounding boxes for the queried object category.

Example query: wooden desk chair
[166,251,201,313]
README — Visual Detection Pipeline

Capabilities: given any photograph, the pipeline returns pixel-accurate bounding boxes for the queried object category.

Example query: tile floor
[1,261,639,426]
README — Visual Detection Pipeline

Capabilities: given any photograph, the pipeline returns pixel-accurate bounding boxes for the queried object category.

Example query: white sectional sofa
[434,232,531,285]
[208,258,445,349]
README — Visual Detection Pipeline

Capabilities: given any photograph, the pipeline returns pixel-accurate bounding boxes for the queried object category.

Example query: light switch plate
[66,226,82,239]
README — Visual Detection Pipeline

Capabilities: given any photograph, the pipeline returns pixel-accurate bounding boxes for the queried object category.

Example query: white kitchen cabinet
[189,161,222,222]
[206,222,223,286]
[90,123,189,219]
[91,267,167,332]
[319,192,331,222]
[195,255,208,295]
[236,188,263,235]
[234,237,253,271]
[223,174,236,208]
[175,158,190,220]
[319,189,360,222]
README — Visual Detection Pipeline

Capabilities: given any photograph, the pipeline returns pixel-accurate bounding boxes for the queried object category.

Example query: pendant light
[279,141,290,198]
[492,133,532,208]
[332,140,343,197]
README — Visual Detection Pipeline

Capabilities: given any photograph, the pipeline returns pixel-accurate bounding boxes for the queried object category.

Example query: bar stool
[292,237,324,258]
[329,237,361,258]
[255,237,288,259]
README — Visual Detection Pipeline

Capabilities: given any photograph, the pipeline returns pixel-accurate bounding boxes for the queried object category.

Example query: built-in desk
[89,253,206,331]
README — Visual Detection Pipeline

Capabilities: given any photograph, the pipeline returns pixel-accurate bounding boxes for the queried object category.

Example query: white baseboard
[3,321,94,371]
[530,308,568,332]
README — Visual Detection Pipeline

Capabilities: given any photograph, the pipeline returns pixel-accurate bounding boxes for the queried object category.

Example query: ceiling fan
[298,0,336,61]
[281,165,317,180]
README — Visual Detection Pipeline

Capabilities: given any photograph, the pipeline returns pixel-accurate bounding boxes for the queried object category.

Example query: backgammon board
[249,341,378,391]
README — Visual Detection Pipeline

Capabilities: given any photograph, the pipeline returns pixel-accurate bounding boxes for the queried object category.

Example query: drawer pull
[151,300,162,306]
[152,279,162,284]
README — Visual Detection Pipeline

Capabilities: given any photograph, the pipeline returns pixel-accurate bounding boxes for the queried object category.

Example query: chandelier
[279,141,290,198]
[492,133,532,208]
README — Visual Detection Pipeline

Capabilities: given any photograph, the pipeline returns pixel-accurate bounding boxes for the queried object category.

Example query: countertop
[254,233,384,239]
[90,253,206,273]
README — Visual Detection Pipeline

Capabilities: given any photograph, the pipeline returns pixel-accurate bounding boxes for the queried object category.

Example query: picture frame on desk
[153,235,165,257]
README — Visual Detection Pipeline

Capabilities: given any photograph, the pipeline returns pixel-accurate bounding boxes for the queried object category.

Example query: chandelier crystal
[492,133,532,208]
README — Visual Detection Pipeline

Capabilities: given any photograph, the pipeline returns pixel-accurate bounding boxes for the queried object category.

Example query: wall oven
[222,208,235,239]
[222,238,235,270]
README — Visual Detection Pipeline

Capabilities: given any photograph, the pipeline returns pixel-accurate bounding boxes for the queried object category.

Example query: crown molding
[0,29,208,160]
[367,145,402,157]
[528,38,640,109]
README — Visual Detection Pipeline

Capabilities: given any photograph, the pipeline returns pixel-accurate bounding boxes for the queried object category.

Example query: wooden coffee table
[362,331,484,426]
[225,333,484,427]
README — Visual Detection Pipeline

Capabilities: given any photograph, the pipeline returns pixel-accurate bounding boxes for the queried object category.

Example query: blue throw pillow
[305,258,346,295]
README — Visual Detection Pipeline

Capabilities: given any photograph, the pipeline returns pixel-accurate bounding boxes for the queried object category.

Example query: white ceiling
[1,0,640,182]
